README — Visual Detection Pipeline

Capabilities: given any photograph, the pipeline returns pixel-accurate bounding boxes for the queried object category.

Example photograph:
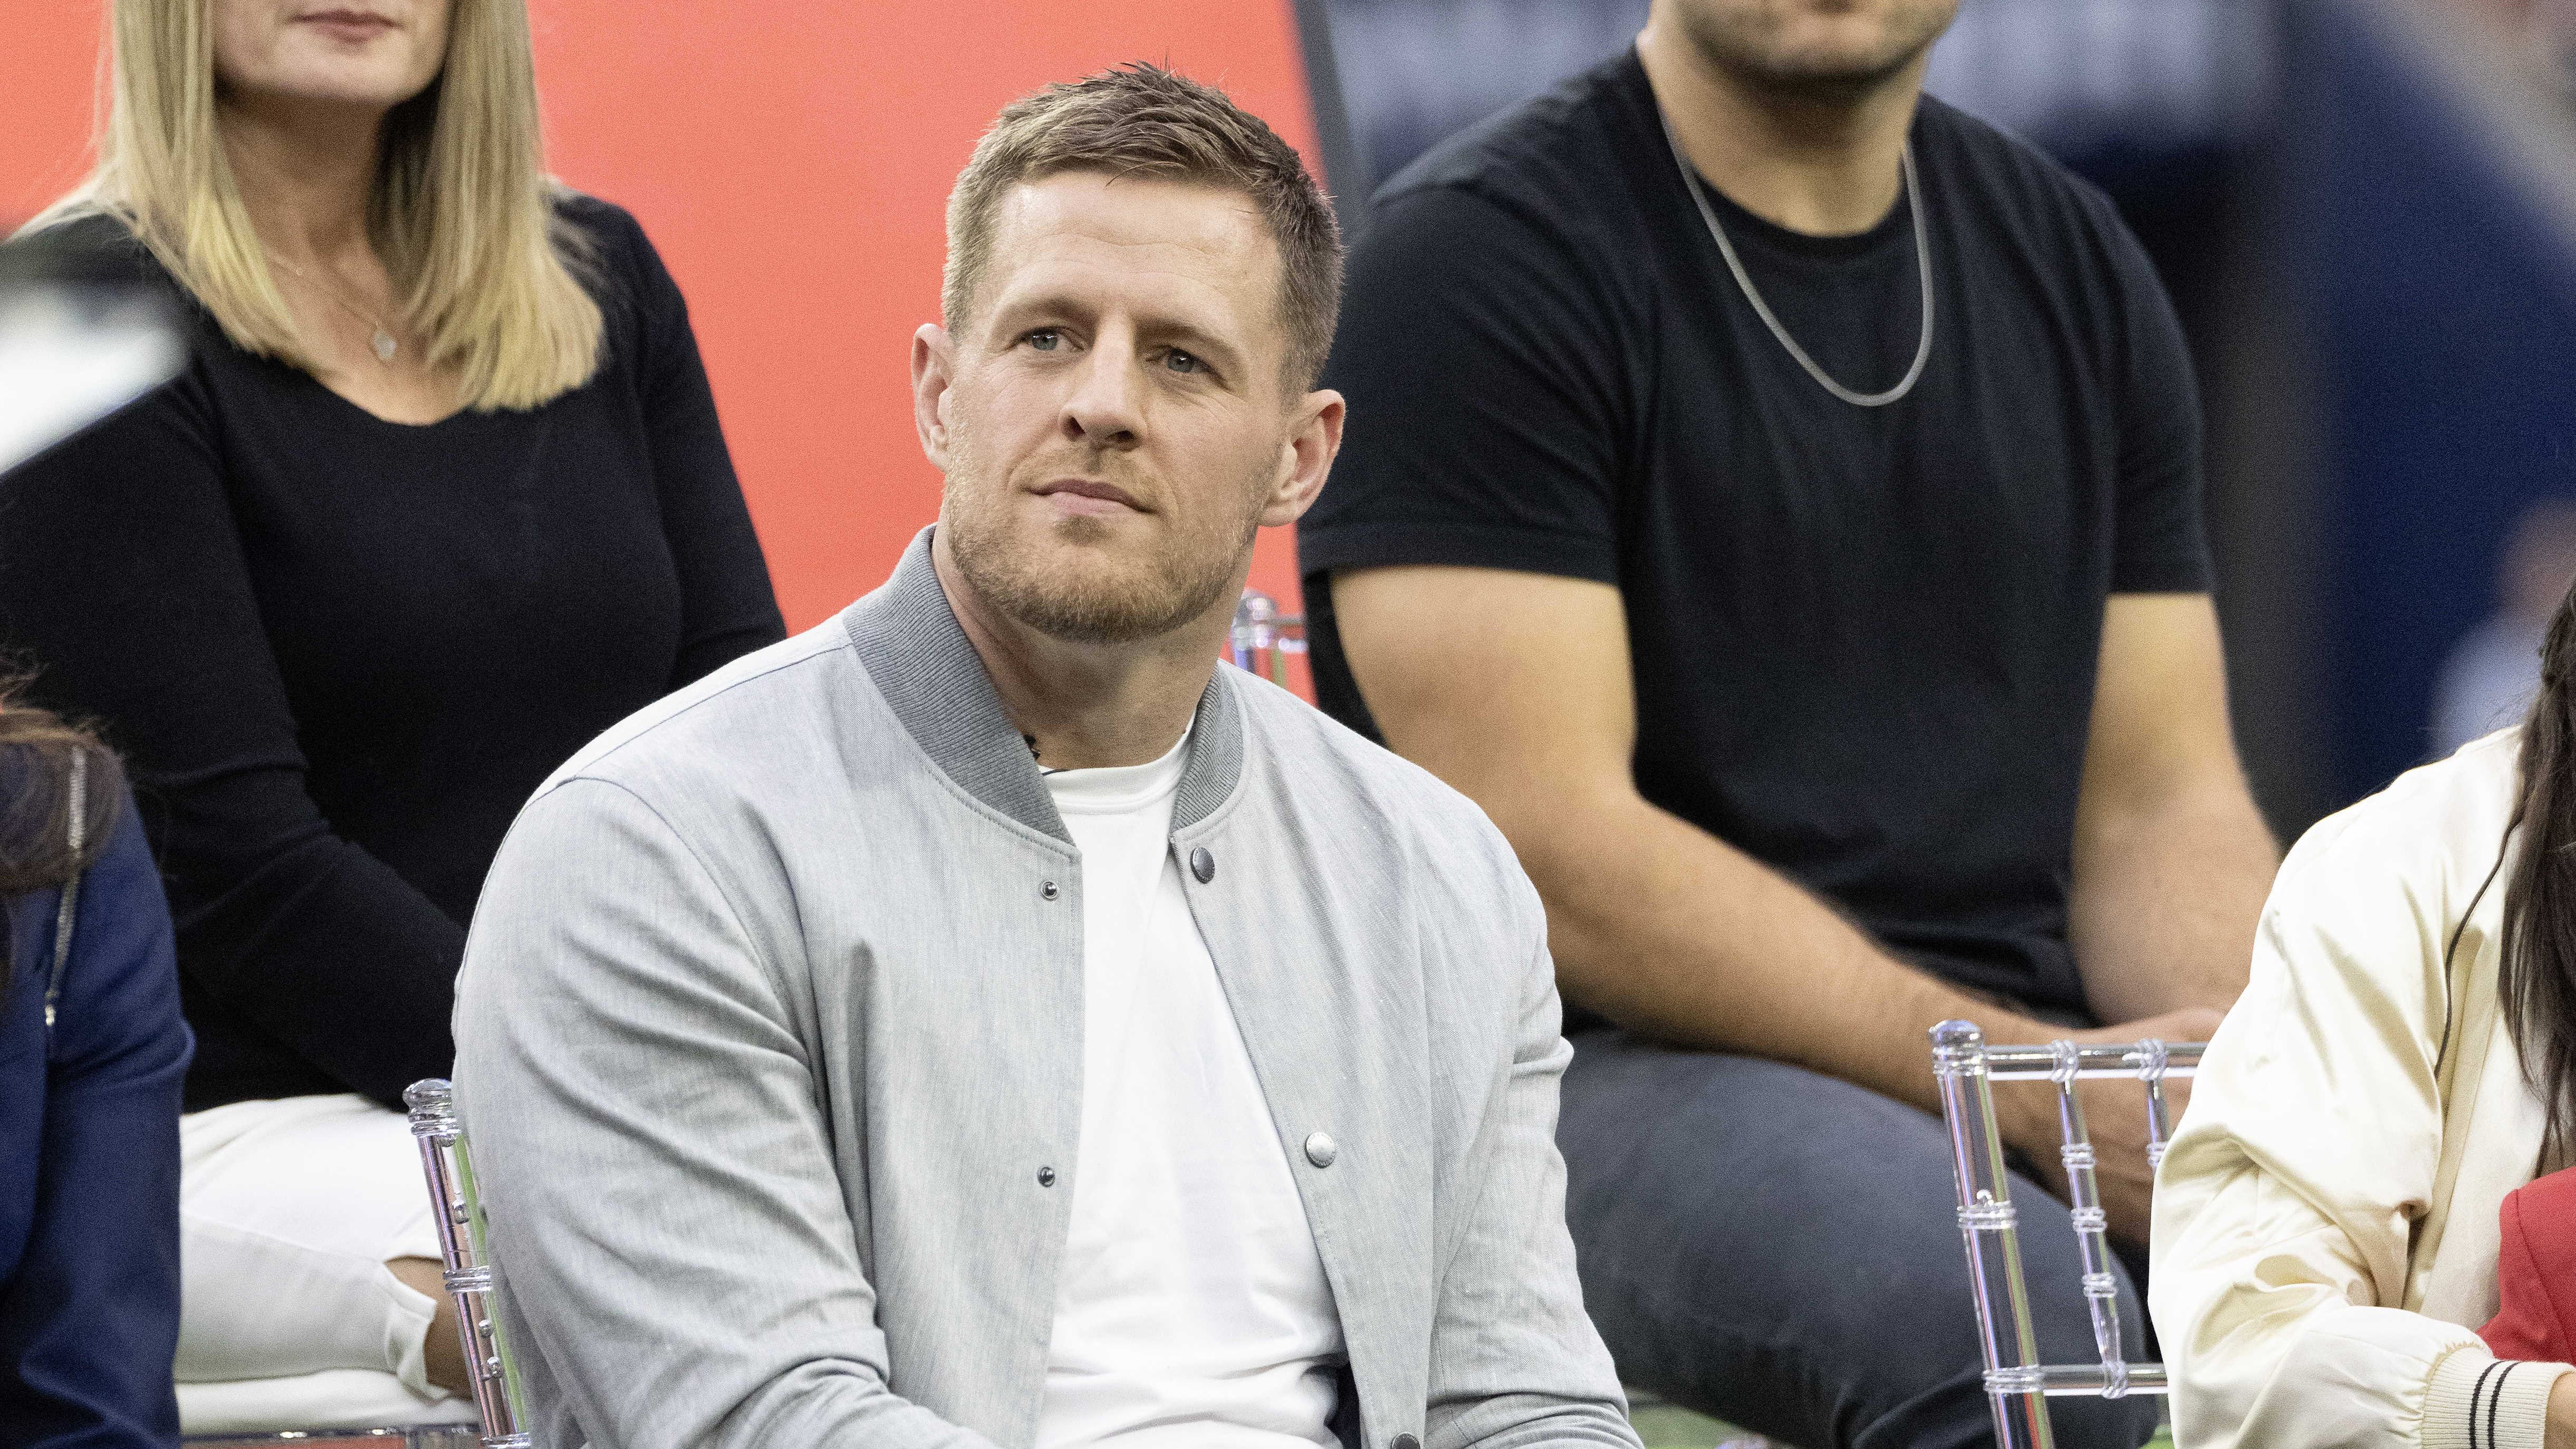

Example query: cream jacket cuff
[2425,1349,2572,1449]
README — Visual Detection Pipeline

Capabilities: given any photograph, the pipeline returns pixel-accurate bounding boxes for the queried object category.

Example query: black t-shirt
[0,197,786,1110]
[1299,50,2212,1018]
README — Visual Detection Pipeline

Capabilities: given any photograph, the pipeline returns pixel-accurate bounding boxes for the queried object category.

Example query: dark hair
[943,62,1344,388]
[2503,582,2576,1157]
[0,683,124,996]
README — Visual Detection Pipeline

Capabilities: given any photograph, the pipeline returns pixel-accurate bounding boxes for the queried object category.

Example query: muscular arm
[1335,565,2230,1239]
[455,779,999,1449]
[2068,593,2276,1023]
[1332,564,2068,1114]
[1425,929,1640,1448]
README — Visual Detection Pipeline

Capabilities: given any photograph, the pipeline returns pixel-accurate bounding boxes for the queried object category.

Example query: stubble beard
[1676,1,1957,102]
[943,453,1264,648]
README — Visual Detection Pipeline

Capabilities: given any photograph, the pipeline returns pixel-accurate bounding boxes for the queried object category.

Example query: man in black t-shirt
[1299,2,2280,1445]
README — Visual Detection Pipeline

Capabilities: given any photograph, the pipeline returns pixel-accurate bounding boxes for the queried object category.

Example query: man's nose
[1061,344,1143,450]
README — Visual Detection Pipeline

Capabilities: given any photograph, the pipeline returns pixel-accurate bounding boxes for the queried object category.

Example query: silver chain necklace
[1657,109,1934,408]
[268,255,400,364]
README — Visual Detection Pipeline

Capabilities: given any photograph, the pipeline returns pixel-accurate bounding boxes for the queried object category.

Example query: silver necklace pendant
[267,255,400,366]
[1658,108,1935,409]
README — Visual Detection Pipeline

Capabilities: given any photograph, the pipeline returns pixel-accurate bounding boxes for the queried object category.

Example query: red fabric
[2481,1166,2576,1361]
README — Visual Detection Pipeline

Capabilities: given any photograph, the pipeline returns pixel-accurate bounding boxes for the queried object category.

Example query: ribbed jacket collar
[841,527,1245,847]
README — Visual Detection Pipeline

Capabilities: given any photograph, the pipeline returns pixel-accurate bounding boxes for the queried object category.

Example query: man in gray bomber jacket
[451,65,1638,1449]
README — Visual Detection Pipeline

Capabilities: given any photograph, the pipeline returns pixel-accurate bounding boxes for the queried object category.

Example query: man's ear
[1260,388,1344,528]
[911,323,957,469]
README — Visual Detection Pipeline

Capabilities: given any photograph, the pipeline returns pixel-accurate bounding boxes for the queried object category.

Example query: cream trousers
[176,1093,478,1433]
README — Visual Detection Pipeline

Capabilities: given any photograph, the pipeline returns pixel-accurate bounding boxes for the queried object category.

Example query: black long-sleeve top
[0,197,787,1112]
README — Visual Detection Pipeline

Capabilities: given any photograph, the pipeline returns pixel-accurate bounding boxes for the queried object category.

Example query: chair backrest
[1927,1021,2205,1449]
[183,1431,477,1448]
[405,1079,532,1449]
[1231,590,1306,689]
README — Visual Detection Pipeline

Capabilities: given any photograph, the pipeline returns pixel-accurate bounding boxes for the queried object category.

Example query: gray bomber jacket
[452,528,1637,1449]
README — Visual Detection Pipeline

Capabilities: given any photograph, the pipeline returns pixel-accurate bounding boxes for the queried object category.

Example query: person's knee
[1555,1045,2162,1449]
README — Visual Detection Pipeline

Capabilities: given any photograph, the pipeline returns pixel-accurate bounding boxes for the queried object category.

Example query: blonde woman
[0,0,783,1431]
[2150,582,2576,1447]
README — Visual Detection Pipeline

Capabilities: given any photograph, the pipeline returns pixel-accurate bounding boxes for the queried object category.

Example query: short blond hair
[944,64,1343,389]
[25,0,600,412]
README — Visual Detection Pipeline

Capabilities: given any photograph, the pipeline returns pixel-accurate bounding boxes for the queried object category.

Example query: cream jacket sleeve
[2151,741,2570,1449]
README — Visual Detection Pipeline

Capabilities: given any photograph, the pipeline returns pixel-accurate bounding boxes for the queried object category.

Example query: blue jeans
[1556,1029,2161,1449]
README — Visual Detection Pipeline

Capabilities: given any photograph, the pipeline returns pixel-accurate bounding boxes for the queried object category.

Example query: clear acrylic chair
[184,1431,476,1448]
[1231,590,1305,688]
[1928,1021,2205,1449]
[179,1085,503,1448]
[403,1079,532,1449]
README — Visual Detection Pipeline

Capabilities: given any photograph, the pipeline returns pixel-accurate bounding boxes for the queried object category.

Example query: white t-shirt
[1034,732,1344,1448]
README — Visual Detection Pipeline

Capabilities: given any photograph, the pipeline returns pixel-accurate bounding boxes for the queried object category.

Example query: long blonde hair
[27,0,601,411]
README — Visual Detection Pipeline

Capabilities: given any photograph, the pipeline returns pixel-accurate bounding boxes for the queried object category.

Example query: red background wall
[0,1,1320,637]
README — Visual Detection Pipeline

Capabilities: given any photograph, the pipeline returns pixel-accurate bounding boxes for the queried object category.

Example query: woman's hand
[2546,1370,2576,1449]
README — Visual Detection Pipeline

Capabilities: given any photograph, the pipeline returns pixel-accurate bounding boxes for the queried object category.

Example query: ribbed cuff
[2425,1348,2571,1449]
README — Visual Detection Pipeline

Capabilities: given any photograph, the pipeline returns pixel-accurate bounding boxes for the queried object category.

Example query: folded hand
[2001,1007,2224,1246]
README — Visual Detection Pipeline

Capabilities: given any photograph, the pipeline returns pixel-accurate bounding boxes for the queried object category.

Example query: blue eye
[1027,330,1061,352]
[1165,349,1203,375]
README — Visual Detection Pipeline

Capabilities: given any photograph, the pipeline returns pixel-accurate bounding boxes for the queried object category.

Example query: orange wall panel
[0,4,105,228]
[2,1,1321,647]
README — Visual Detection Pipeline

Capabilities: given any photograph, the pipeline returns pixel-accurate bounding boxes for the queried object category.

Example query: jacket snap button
[1037,1166,1056,1187]
[1190,847,1216,884]
[1041,880,1060,901]
[1303,1131,1337,1168]
[1391,1436,1419,1449]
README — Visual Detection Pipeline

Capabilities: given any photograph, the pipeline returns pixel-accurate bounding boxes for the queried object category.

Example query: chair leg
[2048,1042,2131,1400]
[1932,1022,2055,1449]
[406,1080,532,1449]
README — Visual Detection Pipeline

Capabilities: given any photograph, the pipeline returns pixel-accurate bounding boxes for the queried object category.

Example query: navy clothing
[0,198,786,1111]
[1,790,190,1449]
[1299,50,2212,1018]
